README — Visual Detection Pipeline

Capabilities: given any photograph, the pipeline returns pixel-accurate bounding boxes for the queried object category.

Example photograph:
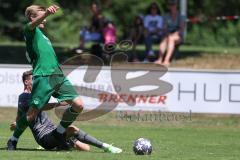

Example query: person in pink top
[103,20,117,45]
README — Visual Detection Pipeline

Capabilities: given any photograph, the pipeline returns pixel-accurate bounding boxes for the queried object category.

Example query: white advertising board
[1,64,240,114]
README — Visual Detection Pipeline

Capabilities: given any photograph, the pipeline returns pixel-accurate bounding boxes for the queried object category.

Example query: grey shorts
[39,132,76,150]
[39,131,60,150]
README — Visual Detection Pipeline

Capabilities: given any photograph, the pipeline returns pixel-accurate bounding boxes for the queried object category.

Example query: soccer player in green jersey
[9,70,122,153]
[7,5,85,150]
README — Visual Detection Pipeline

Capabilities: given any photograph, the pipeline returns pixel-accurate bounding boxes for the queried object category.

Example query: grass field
[0,108,240,160]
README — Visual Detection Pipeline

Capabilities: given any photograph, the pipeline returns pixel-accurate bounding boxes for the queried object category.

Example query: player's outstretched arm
[28,5,59,30]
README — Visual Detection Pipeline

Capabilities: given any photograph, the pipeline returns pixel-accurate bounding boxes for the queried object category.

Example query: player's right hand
[46,5,60,15]
[10,122,16,131]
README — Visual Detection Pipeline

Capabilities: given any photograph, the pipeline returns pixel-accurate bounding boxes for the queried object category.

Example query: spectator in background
[144,2,164,61]
[103,20,117,45]
[79,1,105,49]
[155,0,186,66]
[129,15,145,62]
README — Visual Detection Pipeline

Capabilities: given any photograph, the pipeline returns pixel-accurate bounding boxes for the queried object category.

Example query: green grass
[134,44,240,55]
[0,108,240,160]
[180,45,240,54]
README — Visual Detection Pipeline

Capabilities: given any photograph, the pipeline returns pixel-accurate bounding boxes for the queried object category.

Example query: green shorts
[30,74,78,109]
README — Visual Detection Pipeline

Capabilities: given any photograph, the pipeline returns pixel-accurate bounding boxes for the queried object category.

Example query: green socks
[13,115,29,138]
[59,106,79,130]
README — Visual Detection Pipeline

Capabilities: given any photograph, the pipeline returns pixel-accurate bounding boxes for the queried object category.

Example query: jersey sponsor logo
[33,98,40,105]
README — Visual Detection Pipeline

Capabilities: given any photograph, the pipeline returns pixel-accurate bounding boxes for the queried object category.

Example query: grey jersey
[18,93,56,145]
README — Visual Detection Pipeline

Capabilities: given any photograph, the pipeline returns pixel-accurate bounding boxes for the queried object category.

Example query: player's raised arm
[26,5,60,30]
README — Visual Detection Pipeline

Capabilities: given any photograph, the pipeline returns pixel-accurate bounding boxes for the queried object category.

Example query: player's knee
[72,104,84,113]
[72,98,84,113]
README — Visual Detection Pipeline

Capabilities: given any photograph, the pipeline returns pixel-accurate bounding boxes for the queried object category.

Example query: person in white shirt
[144,2,164,60]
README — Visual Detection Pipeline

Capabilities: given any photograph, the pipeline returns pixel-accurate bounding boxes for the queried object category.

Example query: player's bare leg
[56,97,84,133]
[53,97,84,150]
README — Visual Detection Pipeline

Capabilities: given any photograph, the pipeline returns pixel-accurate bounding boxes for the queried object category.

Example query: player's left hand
[46,5,60,15]
[10,122,16,131]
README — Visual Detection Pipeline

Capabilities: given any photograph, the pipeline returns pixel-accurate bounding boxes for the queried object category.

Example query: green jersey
[23,23,62,76]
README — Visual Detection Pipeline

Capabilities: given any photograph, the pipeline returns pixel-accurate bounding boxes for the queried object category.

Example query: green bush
[1,0,240,47]
[186,21,240,47]
[46,10,85,44]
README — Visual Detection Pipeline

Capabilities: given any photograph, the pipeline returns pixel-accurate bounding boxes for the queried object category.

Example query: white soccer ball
[133,138,152,155]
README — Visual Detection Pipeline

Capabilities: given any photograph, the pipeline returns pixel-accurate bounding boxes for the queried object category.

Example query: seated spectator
[144,2,164,60]
[155,0,186,66]
[79,1,105,49]
[103,20,117,45]
[129,15,145,62]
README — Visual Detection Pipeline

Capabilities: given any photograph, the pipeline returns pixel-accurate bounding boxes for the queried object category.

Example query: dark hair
[104,19,114,27]
[147,2,161,15]
[91,0,101,10]
[167,0,179,12]
[22,70,32,83]
[134,15,143,27]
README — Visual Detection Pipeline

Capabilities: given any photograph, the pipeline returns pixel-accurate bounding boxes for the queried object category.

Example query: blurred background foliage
[0,0,240,47]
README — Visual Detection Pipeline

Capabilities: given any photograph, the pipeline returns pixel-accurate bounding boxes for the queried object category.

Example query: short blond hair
[25,5,46,21]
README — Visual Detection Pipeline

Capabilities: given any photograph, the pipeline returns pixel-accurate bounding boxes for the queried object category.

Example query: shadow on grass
[0,147,45,151]
[0,147,110,153]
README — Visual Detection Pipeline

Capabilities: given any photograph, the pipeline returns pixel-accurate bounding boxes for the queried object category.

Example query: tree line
[0,0,240,47]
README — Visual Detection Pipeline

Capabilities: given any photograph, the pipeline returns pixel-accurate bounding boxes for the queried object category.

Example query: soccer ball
[133,138,152,155]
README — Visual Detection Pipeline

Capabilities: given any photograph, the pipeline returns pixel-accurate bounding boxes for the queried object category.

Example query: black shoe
[7,139,17,150]
[52,129,70,150]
